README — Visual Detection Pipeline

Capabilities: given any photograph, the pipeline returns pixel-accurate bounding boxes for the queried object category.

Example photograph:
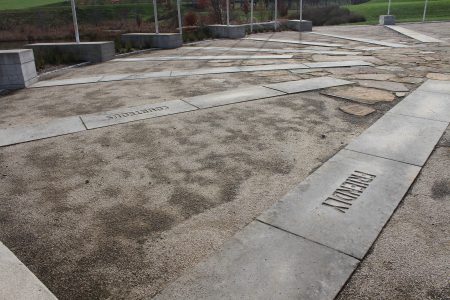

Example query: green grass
[346,0,450,23]
[0,0,65,10]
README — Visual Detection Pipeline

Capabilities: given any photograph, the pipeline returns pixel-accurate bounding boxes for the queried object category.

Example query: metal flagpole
[153,0,159,34]
[388,0,392,15]
[300,0,303,21]
[70,0,80,43]
[274,0,278,30]
[422,0,428,22]
[227,0,230,26]
[250,0,254,32]
[177,0,182,35]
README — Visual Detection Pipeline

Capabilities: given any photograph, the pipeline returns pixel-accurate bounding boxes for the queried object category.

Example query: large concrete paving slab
[81,100,198,129]
[385,25,444,43]
[243,37,343,47]
[416,79,450,94]
[345,113,447,166]
[183,86,285,108]
[0,116,86,147]
[304,60,372,68]
[258,150,421,259]
[389,90,450,122]
[154,221,359,300]
[31,76,103,88]
[187,46,360,55]
[309,32,409,48]
[264,77,353,93]
[113,55,294,62]
[0,242,57,300]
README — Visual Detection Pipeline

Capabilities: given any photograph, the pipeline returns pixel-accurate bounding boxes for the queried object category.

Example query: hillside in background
[346,0,450,23]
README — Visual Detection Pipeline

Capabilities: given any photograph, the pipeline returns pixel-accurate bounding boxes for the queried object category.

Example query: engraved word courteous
[321,170,376,213]
[106,106,169,119]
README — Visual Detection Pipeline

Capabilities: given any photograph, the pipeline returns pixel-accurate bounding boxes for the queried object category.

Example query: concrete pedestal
[0,49,38,90]
[121,33,183,49]
[26,42,115,64]
[287,20,313,32]
[379,15,396,25]
[208,25,246,39]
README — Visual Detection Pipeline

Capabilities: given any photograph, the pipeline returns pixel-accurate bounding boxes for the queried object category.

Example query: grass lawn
[0,0,67,10]
[346,0,450,23]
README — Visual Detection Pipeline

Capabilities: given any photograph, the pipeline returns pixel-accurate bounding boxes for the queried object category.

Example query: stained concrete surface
[0,22,449,299]
[0,92,381,299]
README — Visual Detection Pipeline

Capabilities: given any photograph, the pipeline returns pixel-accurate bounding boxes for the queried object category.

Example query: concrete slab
[305,60,373,68]
[258,150,421,259]
[309,32,409,48]
[154,221,359,300]
[287,20,313,32]
[0,49,38,89]
[187,46,360,55]
[417,79,450,94]
[357,80,409,92]
[183,86,285,109]
[208,24,247,39]
[81,100,198,129]
[0,242,57,300]
[345,113,447,166]
[239,63,308,72]
[98,73,134,82]
[113,55,294,62]
[264,77,353,93]
[385,25,444,43]
[322,86,396,104]
[243,37,343,47]
[0,116,86,147]
[389,90,450,122]
[31,76,103,88]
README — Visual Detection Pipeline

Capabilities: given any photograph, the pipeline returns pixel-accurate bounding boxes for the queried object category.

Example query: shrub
[184,11,198,26]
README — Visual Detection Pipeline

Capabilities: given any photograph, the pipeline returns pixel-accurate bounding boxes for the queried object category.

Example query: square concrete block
[0,49,37,90]
[154,221,359,300]
[122,33,182,49]
[208,25,246,39]
[379,15,396,25]
[287,20,313,32]
[345,113,447,166]
[26,42,115,63]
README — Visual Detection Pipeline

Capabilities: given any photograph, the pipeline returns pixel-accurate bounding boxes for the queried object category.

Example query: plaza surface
[0,22,449,299]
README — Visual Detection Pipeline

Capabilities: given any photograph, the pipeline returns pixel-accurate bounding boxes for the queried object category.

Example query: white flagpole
[227,0,230,26]
[70,0,80,43]
[422,0,428,22]
[274,0,278,30]
[177,0,182,34]
[250,0,254,32]
[388,0,392,15]
[153,0,159,34]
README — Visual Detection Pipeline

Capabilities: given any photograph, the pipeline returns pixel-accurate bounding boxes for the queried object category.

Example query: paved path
[243,37,343,47]
[385,25,444,43]
[112,55,294,62]
[30,61,371,88]
[309,32,409,48]
[153,79,450,299]
[186,46,361,55]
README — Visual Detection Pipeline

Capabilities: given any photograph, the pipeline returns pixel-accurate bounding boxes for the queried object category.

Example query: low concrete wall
[121,33,183,49]
[208,25,247,39]
[26,42,115,63]
[379,15,396,25]
[0,49,38,90]
[287,20,313,32]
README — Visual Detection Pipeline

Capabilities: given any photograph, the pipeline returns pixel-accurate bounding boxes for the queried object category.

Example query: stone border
[31,61,372,88]
[309,32,409,48]
[243,37,343,47]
